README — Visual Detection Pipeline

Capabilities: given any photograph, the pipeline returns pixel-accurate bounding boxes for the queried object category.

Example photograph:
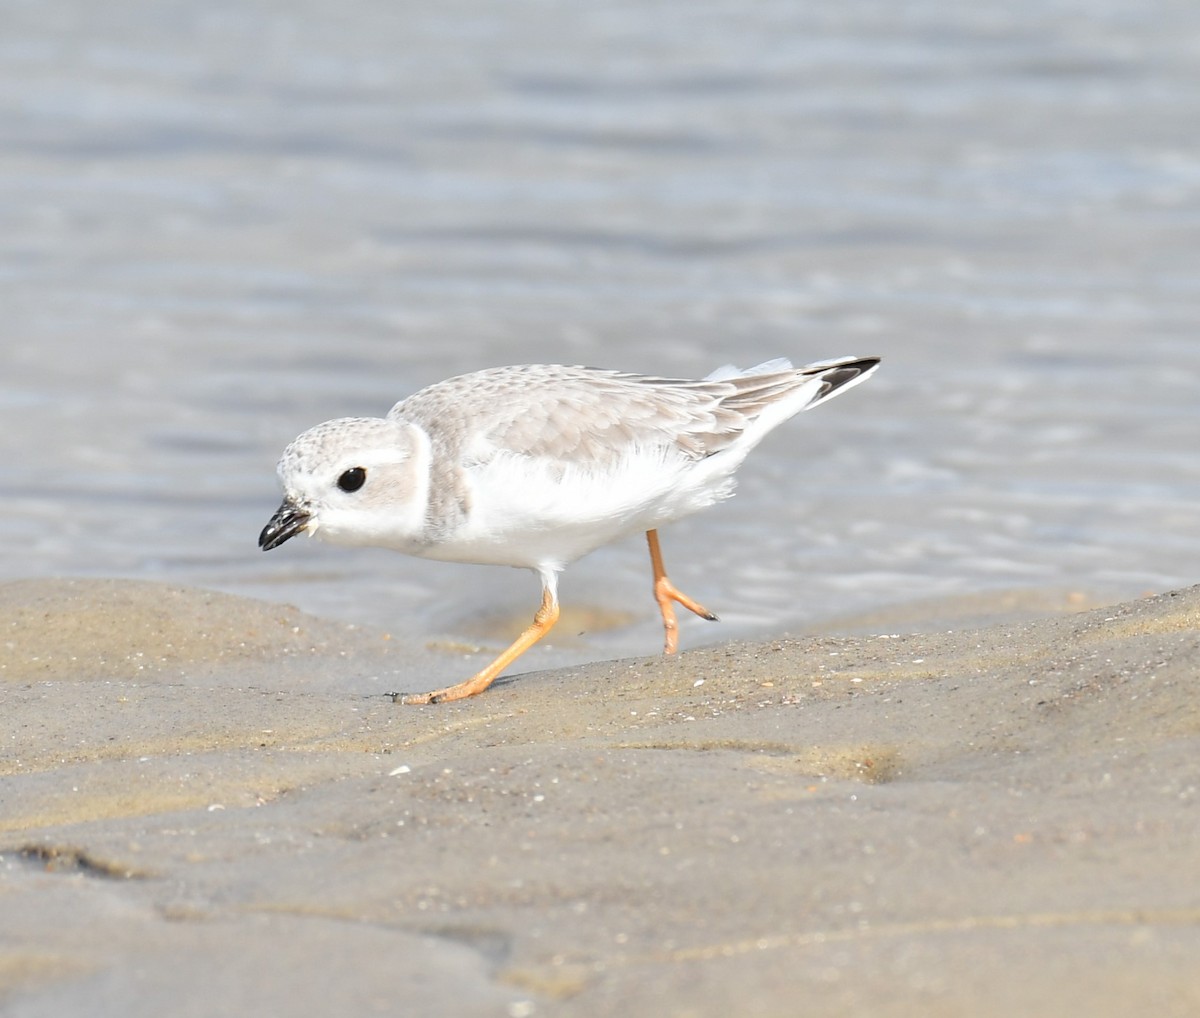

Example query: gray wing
[388,364,765,467]
[386,360,877,536]
[390,357,879,467]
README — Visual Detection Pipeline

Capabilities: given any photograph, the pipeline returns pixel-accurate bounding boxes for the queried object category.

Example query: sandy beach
[4,0,1200,1011]
[2,577,1198,1016]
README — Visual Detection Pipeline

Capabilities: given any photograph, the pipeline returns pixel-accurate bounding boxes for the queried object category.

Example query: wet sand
[2,577,1199,1016]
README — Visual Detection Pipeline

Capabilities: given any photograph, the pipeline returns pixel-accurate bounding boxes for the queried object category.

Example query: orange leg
[401,587,560,704]
[646,529,718,655]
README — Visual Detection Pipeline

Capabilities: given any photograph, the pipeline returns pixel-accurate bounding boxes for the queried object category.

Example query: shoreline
[2,577,1198,1016]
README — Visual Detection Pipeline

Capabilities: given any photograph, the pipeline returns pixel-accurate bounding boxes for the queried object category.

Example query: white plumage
[260,355,880,703]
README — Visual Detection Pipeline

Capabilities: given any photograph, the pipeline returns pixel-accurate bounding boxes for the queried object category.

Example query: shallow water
[3,0,1199,665]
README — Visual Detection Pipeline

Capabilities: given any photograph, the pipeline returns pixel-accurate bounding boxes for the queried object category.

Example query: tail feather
[677,354,879,495]
[799,356,881,409]
[713,355,880,415]
[704,357,794,382]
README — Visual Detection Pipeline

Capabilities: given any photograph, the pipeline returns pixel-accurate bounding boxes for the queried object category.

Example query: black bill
[259,499,311,550]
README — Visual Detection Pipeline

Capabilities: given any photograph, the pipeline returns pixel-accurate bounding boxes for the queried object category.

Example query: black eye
[337,466,367,493]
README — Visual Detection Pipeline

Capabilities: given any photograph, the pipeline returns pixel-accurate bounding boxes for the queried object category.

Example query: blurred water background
[3,0,1199,666]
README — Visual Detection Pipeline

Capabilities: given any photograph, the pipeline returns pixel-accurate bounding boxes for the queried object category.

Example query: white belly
[418,448,737,570]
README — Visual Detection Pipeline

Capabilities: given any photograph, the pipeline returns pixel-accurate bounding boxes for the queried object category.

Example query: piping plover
[260,356,880,703]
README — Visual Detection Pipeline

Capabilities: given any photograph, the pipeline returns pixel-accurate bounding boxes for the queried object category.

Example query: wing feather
[390,365,744,467]
[389,357,878,468]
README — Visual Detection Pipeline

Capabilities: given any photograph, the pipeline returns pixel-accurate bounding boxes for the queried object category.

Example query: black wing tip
[818,356,880,388]
[803,356,881,404]
[829,355,881,374]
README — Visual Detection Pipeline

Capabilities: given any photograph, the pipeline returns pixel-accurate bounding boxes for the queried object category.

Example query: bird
[260,355,880,703]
